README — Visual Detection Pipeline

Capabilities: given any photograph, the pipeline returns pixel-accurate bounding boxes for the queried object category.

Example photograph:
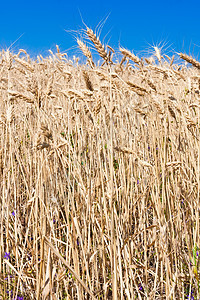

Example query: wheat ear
[126,81,148,94]
[77,39,95,68]
[82,70,94,91]
[86,27,109,62]
[120,47,140,64]
[179,53,200,69]
[14,56,34,72]
[154,46,162,63]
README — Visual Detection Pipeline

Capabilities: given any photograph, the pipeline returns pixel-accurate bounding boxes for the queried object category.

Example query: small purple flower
[137,179,139,184]
[5,275,13,280]
[138,283,143,291]
[12,211,15,216]
[148,146,150,150]
[187,296,194,300]
[77,238,80,246]
[53,218,56,224]
[4,252,11,260]
[6,289,13,296]
[197,251,199,257]
[156,147,158,151]
[17,296,24,300]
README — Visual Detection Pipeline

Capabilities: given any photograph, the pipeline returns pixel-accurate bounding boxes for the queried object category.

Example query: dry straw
[1,29,200,300]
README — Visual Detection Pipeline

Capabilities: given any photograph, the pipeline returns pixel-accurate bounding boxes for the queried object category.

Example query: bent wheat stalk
[44,237,97,300]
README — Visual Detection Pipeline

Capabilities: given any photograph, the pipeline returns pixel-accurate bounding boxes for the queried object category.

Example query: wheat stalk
[6,105,13,123]
[2,28,200,300]
[170,55,175,66]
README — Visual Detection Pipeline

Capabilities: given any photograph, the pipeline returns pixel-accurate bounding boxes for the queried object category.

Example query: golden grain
[179,52,200,69]
[1,33,200,300]
[120,47,140,64]
[86,27,109,62]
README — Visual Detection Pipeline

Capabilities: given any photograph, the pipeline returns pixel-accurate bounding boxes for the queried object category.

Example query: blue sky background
[1,0,200,60]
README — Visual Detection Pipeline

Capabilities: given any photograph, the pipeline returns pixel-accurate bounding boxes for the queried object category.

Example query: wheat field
[1,27,200,299]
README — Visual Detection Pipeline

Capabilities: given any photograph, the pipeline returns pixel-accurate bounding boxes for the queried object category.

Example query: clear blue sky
[1,0,200,59]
